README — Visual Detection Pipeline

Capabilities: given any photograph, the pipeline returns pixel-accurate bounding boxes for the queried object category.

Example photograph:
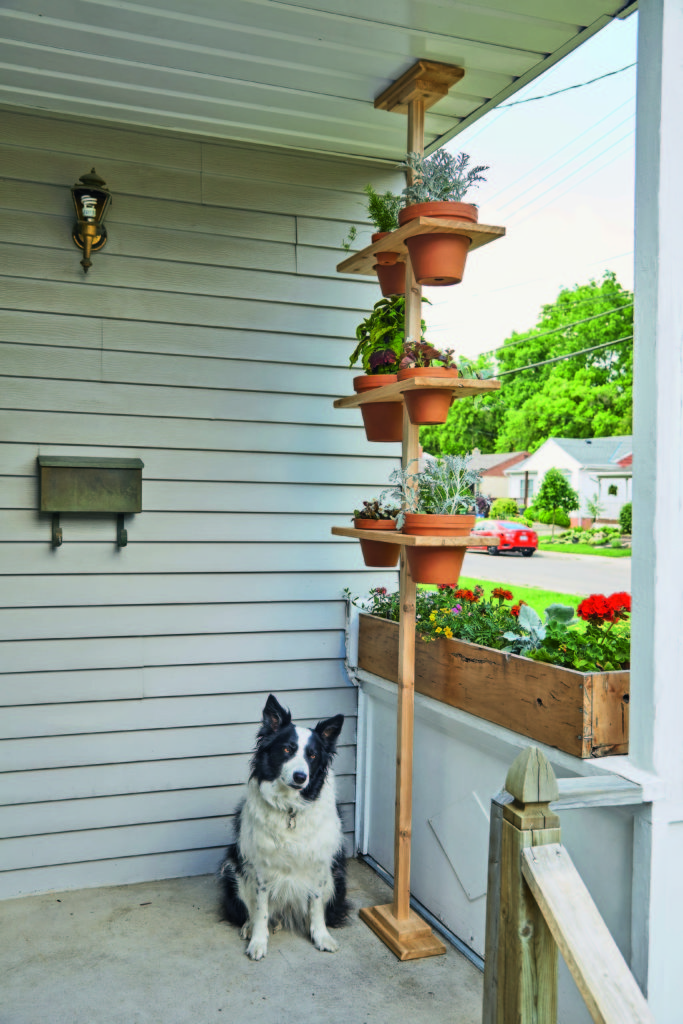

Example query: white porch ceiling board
[0,0,636,159]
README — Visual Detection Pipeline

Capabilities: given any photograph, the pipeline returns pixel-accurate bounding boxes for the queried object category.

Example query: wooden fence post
[491,747,562,1024]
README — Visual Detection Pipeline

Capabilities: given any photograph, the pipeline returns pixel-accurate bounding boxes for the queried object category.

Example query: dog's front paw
[239,921,252,940]
[311,928,339,953]
[246,936,268,961]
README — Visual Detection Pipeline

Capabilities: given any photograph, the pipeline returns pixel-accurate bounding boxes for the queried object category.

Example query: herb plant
[363,184,402,233]
[399,150,489,205]
[399,339,457,370]
[382,454,481,527]
[353,499,399,521]
[350,295,428,375]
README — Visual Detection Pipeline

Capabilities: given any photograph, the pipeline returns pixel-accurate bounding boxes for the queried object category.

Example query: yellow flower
[436,627,442,633]
[429,612,436,621]
[444,627,453,639]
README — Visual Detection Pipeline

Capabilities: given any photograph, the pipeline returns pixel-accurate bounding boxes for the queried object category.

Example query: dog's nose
[293,771,307,785]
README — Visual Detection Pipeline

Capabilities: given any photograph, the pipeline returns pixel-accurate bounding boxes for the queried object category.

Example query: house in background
[505,436,632,521]
[469,448,529,502]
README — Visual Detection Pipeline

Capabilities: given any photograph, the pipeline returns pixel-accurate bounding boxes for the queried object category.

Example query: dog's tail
[217,846,248,927]
[324,847,350,928]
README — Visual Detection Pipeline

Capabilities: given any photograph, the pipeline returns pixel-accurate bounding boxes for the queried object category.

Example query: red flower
[453,588,478,602]
[492,587,513,601]
[510,600,527,618]
[578,592,631,624]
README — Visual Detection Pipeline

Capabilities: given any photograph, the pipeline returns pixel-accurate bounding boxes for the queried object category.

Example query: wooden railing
[482,747,654,1024]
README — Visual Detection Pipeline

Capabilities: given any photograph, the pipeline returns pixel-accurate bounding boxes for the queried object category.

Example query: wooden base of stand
[359,904,447,961]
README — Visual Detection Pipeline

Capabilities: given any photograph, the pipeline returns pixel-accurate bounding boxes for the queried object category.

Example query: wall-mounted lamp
[71,168,111,273]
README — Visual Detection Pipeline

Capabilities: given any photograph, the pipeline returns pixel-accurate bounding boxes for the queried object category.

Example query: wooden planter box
[357,613,629,758]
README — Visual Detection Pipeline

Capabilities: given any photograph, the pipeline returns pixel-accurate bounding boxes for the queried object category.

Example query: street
[461,548,631,596]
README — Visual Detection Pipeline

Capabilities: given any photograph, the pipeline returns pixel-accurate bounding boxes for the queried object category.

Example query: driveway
[461,548,631,596]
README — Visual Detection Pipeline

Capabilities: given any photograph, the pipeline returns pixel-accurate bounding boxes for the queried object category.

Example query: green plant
[399,339,457,370]
[382,454,481,527]
[502,603,575,656]
[399,150,489,205]
[489,497,519,519]
[363,183,402,233]
[619,502,632,534]
[584,492,604,520]
[352,499,399,521]
[535,468,579,535]
[340,225,357,252]
[349,295,419,375]
[532,592,631,672]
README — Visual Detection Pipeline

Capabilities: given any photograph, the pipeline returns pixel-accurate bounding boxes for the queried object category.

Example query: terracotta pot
[353,374,403,443]
[354,517,400,567]
[371,232,405,297]
[402,512,475,584]
[396,366,459,425]
[398,202,478,286]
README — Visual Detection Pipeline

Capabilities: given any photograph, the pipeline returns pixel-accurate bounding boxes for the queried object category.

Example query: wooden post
[492,747,561,1024]
[358,63,468,961]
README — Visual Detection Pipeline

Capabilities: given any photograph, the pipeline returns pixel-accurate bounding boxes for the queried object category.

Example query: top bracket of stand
[374,60,465,115]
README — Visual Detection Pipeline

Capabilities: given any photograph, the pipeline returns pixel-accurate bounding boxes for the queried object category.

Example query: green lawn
[424,577,584,616]
[538,541,631,557]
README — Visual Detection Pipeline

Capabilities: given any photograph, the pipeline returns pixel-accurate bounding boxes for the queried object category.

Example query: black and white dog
[218,694,349,960]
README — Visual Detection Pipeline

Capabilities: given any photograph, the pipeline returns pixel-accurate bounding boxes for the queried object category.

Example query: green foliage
[355,584,630,673]
[399,151,489,205]
[422,272,633,456]
[533,508,571,528]
[352,499,398,521]
[382,454,481,526]
[584,493,604,519]
[363,184,402,233]
[349,295,412,374]
[489,498,519,519]
[535,468,579,528]
[619,502,632,534]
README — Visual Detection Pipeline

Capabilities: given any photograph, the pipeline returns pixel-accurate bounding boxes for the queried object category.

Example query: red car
[469,518,538,557]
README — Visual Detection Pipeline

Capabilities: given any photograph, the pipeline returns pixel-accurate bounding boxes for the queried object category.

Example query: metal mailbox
[37,455,144,546]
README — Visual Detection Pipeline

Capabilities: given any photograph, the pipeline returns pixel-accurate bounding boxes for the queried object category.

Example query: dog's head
[251,694,344,801]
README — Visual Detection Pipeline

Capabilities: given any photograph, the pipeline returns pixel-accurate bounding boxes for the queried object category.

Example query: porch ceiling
[0,0,635,160]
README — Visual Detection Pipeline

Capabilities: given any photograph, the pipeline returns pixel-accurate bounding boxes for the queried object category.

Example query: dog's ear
[315,714,344,750]
[262,694,291,734]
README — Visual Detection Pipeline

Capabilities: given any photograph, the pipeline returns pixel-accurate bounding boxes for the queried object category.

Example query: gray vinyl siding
[0,108,402,898]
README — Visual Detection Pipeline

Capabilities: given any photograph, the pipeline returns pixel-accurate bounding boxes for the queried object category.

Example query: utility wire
[484,302,633,355]
[495,113,634,214]
[494,335,632,377]
[484,96,634,206]
[497,63,636,108]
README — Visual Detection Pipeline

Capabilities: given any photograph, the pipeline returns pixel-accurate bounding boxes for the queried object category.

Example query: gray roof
[551,436,632,467]
[507,436,633,474]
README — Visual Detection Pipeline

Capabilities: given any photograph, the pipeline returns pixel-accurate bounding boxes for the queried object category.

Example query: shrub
[489,497,519,519]
[535,508,570,527]
[619,502,632,534]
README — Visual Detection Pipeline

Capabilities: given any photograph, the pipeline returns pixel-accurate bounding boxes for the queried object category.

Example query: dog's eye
[283,745,292,755]
[309,752,317,761]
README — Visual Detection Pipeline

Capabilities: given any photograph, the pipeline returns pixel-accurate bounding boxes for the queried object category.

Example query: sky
[425,12,638,360]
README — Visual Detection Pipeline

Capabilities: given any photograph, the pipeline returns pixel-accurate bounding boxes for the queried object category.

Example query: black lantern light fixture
[71,168,111,273]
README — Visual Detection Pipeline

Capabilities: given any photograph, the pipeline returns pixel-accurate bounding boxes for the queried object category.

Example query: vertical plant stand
[332,62,504,960]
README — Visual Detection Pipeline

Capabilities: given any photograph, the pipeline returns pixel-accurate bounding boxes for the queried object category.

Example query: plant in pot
[382,454,481,584]
[349,296,427,443]
[397,150,488,286]
[352,498,401,567]
[398,338,459,425]
[363,184,405,297]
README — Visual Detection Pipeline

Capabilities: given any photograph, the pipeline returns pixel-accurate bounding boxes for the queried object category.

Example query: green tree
[535,468,579,535]
[422,272,633,457]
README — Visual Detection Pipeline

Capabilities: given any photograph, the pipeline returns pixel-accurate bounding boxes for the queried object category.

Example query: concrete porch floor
[0,857,483,1024]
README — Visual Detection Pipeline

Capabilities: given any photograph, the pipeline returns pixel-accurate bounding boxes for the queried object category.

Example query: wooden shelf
[332,527,495,547]
[334,375,500,409]
[337,216,505,277]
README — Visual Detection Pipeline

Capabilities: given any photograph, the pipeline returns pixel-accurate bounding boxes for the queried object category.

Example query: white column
[632,1,683,1017]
